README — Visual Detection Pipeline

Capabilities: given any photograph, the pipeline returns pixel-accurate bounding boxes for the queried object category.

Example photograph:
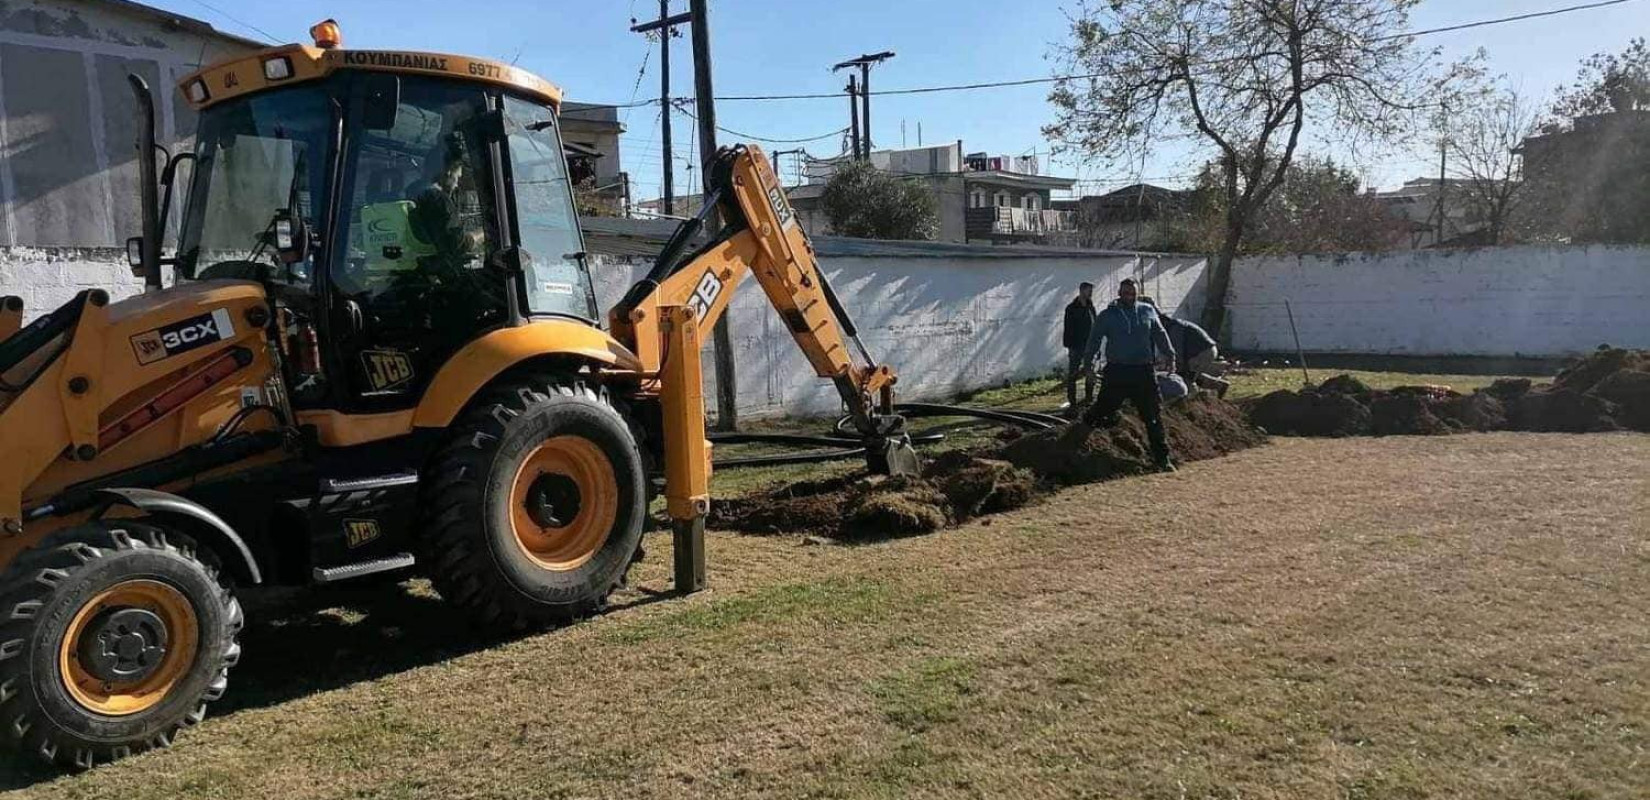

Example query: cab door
[325,75,510,411]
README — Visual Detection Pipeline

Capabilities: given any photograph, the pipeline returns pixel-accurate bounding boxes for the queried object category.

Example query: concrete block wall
[0,246,148,311]
[593,251,1210,418]
[1227,245,1650,357]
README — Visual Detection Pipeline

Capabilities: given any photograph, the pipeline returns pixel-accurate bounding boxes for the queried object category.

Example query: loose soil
[1248,346,1650,437]
[712,394,1265,539]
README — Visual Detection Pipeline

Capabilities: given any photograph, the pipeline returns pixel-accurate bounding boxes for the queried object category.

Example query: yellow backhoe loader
[0,20,916,768]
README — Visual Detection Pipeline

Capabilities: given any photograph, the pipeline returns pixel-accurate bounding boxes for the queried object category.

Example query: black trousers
[1065,347,1094,405]
[1082,364,1170,465]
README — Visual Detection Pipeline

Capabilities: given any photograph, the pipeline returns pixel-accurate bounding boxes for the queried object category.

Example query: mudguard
[412,319,643,429]
[94,487,262,584]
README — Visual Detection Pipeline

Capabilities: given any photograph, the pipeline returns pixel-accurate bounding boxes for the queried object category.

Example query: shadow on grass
[221,579,677,715]
[0,579,679,791]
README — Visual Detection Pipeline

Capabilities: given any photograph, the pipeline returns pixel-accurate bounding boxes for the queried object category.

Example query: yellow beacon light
[310,19,343,50]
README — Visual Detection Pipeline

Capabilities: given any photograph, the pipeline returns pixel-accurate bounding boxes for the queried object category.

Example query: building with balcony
[784,142,1076,244]
[559,102,627,216]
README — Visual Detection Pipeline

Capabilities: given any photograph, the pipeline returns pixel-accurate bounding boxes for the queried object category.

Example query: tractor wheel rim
[59,580,199,716]
[509,435,618,572]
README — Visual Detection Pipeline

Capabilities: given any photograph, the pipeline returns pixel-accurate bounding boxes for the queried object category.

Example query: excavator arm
[609,146,919,590]
[610,145,905,440]
[611,145,916,466]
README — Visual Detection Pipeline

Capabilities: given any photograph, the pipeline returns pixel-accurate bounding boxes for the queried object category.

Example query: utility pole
[684,0,738,433]
[833,51,893,159]
[1433,101,1450,246]
[845,74,861,159]
[631,2,691,215]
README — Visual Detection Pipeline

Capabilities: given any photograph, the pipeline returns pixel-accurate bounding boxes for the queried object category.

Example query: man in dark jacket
[1074,278,1177,471]
[1157,313,1229,397]
[1061,282,1097,409]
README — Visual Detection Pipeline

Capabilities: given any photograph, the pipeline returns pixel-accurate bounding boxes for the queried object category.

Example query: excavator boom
[611,145,916,467]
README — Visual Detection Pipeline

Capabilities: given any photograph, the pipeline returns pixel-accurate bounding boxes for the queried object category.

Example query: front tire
[0,521,242,769]
[419,377,645,630]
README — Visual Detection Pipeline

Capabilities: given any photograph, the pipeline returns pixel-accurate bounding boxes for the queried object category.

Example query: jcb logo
[360,349,415,392]
[766,185,796,231]
[344,519,381,548]
[162,320,218,349]
[130,308,235,365]
[687,271,723,321]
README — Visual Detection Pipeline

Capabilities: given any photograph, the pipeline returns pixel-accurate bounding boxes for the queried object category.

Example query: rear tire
[419,377,645,630]
[0,521,242,769]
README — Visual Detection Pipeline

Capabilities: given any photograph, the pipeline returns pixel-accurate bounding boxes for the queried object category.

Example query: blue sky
[155,0,1648,201]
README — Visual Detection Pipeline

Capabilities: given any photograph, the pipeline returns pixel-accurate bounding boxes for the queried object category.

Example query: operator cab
[162,24,596,413]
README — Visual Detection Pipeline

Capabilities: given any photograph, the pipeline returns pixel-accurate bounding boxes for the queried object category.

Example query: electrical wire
[183,0,281,44]
[1371,0,1640,41]
[670,101,849,144]
[594,0,1640,108]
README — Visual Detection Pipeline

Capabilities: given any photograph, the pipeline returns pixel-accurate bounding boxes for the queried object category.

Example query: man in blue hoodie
[1075,278,1177,471]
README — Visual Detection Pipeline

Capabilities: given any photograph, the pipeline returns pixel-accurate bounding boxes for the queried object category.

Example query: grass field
[5,431,1647,799]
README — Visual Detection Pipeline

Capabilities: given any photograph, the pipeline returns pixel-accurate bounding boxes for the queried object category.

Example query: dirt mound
[712,394,1265,539]
[1369,392,1452,436]
[1553,346,1650,395]
[1248,349,1650,437]
[1506,389,1621,433]
[1433,392,1507,431]
[1249,388,1372,436]
[710,451,1041,539]
[1001,394,1266,486]
[1319,374,1372,395]
[1590,370,1650,431]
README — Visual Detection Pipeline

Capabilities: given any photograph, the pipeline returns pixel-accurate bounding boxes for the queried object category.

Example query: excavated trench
[710,394,1266,539]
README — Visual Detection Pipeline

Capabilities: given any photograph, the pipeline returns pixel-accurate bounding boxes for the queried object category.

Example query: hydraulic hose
[712,401,1060,469]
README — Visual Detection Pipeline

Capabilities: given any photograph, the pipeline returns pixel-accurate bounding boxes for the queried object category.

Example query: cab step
[320,470,419,494]
[312,552,416,584]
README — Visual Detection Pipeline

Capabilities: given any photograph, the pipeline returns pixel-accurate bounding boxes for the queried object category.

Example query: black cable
[211,404,286,444]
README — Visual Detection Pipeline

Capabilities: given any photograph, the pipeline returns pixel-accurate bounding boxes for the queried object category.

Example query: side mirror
[362,73,400,131]
[273,210,311,265]
[126,236,145,274]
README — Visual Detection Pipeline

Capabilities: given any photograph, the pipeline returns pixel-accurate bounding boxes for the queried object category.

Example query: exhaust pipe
[126,74,162,291]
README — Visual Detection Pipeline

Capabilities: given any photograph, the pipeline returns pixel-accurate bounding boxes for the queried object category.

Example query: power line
[670,101,848,143]
[1372,0,1640,40]
[184,0,280,44]
[592,0,1637,109]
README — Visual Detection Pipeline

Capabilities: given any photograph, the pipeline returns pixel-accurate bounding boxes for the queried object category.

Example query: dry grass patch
[2,433,1647,799]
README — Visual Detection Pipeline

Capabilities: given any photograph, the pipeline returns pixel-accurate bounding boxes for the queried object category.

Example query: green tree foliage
[1045,0,1451,332]
[820,160,939,241]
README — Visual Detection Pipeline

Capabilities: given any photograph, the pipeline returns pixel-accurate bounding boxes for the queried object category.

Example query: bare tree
[1442,85,1539,245]
[1045,0,1450,334]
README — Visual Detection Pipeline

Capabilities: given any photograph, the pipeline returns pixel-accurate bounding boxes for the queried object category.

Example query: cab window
[332,77,506,402]
[502,95,597,320]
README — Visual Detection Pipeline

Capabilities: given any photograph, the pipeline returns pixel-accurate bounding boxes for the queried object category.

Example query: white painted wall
[593,251,1210,418]
[1227,245,1650,357]
[0,246,147,312]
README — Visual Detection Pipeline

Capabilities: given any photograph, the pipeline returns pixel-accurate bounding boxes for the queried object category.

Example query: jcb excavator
[0,20,915,768]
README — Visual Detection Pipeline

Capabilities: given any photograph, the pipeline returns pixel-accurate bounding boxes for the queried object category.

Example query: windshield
[503,96,597,320]
[178,86,332,281]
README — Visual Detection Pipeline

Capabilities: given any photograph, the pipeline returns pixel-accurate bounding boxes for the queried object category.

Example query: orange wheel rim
[508,435,618,572]
[58,580,199,716]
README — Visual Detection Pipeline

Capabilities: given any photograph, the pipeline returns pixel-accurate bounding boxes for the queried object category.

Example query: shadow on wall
[719,253,1211,418]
